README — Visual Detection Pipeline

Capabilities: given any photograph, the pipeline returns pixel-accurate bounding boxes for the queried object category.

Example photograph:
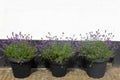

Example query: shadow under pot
[86,59,107,78]
[67,54,78,68]
[77,56,91,69]
[30,57,38,68]
[108,56,114,63]
[44,59,51,68]
[8,58,31,78]
[50,60,67,77]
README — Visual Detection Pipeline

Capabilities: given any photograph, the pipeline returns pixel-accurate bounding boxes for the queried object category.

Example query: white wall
[0,0,120,41]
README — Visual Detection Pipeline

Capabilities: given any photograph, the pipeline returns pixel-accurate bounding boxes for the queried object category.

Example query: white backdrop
[0,0,120,41]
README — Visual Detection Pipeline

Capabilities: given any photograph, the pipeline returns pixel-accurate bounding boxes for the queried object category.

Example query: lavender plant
[41,42,75,64]
[1,32,36,63]
[38,32,75,64]
[81,41,112,60]
[80,29,117,60]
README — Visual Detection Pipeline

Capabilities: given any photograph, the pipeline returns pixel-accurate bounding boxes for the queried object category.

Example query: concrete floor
[0,64,120,80]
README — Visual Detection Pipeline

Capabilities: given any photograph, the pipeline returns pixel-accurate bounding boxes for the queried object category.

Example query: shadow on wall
[112,42,120,67]
[0,51,10,67]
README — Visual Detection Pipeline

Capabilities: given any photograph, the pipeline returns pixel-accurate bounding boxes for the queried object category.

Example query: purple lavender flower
[72,41,82,52]
[1,32,33,49]
[36,40,51,51]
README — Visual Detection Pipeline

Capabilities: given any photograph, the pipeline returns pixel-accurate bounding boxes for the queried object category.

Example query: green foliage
[41,42,75,64]
[3,41,36,62]
[81,41,112,60]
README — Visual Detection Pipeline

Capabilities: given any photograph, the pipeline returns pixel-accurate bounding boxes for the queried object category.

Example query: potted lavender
[41,42,75,77]
[80,29,115,78]
[81,41,112,78]
[1,32,36,78]
[39,32,75,77]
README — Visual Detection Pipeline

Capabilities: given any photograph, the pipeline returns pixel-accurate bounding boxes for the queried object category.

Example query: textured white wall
[0,0,120,40]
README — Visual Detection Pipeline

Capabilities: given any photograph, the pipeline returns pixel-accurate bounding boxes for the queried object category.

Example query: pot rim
[92,58,107,63]
[8,57,31,63]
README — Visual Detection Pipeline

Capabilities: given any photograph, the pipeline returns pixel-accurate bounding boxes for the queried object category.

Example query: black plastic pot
[8,58,31,78]
[50,61,67,77]
[86,59,107,78]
